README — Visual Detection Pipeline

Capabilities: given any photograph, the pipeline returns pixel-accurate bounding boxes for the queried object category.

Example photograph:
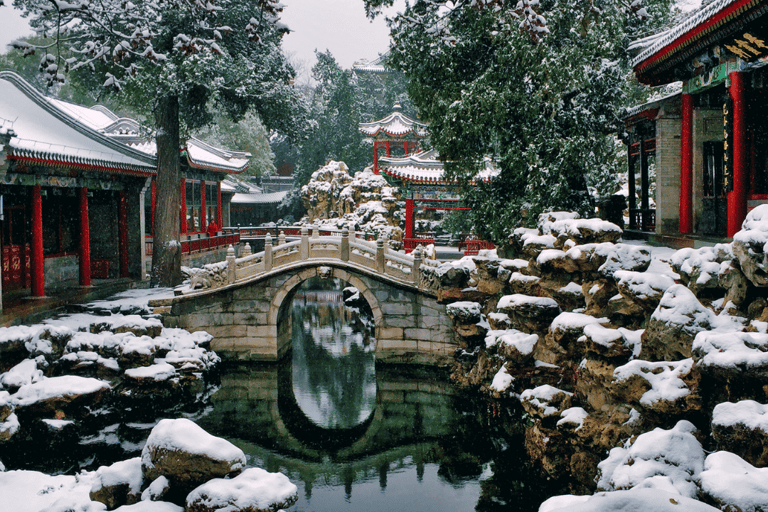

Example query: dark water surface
[4,277,563,511]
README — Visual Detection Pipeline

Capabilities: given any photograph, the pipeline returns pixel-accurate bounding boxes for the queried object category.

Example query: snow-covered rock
[185,467,298,512]
[699,451,768,512]
[640,285,715,361]
[141,419,246,495]
[596,420,704,498]
[711,400,768,467]
[539,487,719,512]
[521,385,574,420]
[11,375,110,416]
[90,457,143,509]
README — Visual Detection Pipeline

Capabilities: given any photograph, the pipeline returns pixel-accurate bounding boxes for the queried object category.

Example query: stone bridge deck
[154,227,459,365]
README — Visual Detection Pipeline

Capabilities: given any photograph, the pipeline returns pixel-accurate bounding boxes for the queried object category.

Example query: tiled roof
[231,190,288,204]
[379,149,499,184]
[359,104,428,138]
[0,72,156,175]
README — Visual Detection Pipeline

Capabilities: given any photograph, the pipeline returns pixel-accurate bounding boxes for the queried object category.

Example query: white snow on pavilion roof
[631,0,741,69]
[352,54,389,74]
[379,149,499,184]
[359,104,428,138]
[47,93,249,174]
[0,72,156,174]
[231,191,288,205]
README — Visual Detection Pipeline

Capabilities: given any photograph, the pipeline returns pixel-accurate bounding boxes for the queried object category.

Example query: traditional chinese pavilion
[0,71,247,303]
[377,149,498,250]
[626,0,768,239]
[358,103,428,173]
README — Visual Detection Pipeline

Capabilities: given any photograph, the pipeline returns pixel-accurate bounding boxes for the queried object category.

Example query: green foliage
[193,111,276,178]
[362,0,676,248]
[291,51,416,188]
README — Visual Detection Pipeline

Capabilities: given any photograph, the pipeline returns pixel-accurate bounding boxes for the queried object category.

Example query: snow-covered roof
[624,90,682,121]
[352,54,389,74]
[632,0,763,84]
[231,191,288,205]
[359,104,428,138]
[0,72,156,175]
[379,149,499,184]
[46,97,251,174]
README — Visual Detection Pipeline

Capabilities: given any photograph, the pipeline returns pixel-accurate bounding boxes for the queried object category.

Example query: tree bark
[150,95,183,287]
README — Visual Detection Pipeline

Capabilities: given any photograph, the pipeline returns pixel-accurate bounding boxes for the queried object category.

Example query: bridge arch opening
[273,267,381,434]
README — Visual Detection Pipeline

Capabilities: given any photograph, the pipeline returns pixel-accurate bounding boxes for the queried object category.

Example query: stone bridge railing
[183,225,440,294]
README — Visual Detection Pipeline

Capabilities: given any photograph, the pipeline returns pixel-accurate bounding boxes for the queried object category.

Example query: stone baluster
[226,244,236,284]
[241,242,252,257]
[341,227,350,262]
[278,230,286,246]
[265,236,273,271]
[301,226,309,260]
[376,238,385,273]
[412,246,422,286]
[312,223,319,239]
[380,232,389,254]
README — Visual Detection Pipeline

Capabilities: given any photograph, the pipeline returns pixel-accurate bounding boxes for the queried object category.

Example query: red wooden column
[405,198,415,239]
[118,190,128,278]
[404,141,409,155]
[180,177,187,234]
[31,184,44,297]
[373,141,379,174]
[728,71,748,238]
[200,180,207,232]
[385,141,391,157]
[78,187,91,287]
[216,181,223,228]
[151,179,156,236]
[680,93,694,234]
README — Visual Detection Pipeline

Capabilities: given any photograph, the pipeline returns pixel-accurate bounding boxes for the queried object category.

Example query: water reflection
[290,277,376,431]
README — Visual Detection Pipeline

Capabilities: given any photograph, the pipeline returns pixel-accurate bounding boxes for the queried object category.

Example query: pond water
[4,277,565,511]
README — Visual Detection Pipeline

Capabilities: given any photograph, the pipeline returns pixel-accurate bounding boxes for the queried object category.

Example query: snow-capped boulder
[670,244,733,294]
[485,329,538,364]
[521,385,574,421]
[583,324,632,360]
[596,420,705,498]
[446,301,486,340]
[611,359,696,416]
[90,457,143,509]
[734,205,768,285]
[11,375,110,417]
[614,270,675,315]
[0,357,45,392]
[141,419,246,497]
[711,401,768,467]
[699,451,768,512]
[546,312,606,358]
[497,294,561,333]
[539,488,719,512]
[693,331,768,381]
[185,467,298,512]
[597,244,651,278]
[640,285,715,361]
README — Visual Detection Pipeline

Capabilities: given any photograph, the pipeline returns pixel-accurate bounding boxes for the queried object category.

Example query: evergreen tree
[362,0,675,249]
[4,0,306,285]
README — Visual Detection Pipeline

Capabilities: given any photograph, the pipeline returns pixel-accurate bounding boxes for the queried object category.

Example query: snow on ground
[0,470,101,512]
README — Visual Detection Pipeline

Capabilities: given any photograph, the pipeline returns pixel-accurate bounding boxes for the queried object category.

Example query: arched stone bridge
[156,227,459,365]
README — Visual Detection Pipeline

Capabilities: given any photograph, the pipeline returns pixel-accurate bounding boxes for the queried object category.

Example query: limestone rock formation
[301,161,403,240]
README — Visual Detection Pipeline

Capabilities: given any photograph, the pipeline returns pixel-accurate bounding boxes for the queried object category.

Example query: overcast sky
[0,1,405,73]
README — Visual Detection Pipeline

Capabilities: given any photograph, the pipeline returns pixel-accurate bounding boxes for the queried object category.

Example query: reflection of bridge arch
[162,260,458,365]
[199,363,456,464]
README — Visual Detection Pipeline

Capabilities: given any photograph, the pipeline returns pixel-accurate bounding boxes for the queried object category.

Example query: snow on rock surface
[490,365,514,393]
[539,488,719,512]
[521,385,573,419]
[90,457,143,509]
[113,502,182,512]
[596,420,704,498]
[12,375,110,409]
[699,451,768,512]
[185,467,298,512]
[712,400,768,431]
[612,359,693,409]
[0,357,45,391]
[141,418,246,491]
[693,331,768,375]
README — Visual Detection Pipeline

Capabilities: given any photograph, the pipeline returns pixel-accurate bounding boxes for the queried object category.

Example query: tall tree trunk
[150,95,182,287]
